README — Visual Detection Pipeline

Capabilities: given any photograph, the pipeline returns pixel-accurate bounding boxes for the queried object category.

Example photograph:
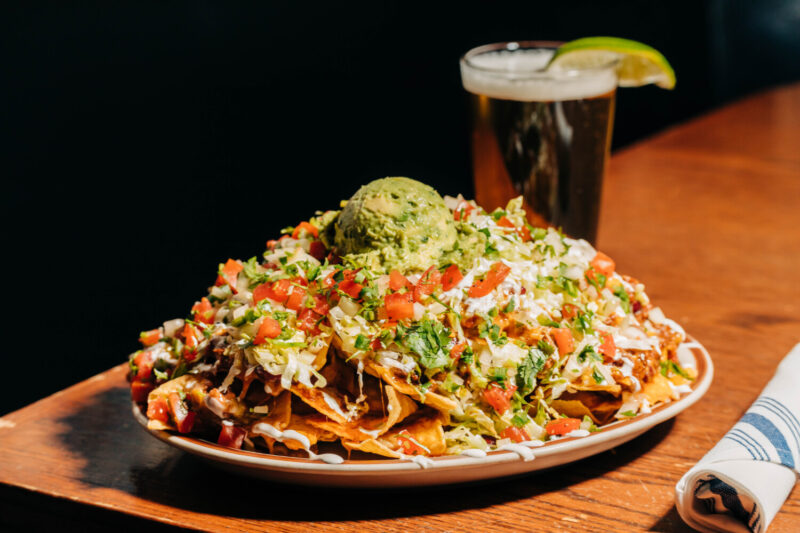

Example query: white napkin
[675,343,800,533]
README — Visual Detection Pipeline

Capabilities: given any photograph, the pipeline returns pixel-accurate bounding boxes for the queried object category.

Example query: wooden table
[2,84,800,532]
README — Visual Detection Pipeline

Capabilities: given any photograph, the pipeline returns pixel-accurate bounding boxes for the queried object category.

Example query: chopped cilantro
[400,319,452,371]
[460,345,474,365]
[556,276,578,298]
[572,311,593,334]
[577,345,601,363]
[491,209,507,221]
[660,360,692,380]
[516,348,547,396]
[307,264,321,282]
[511,412,530,428]
[354,334,370,351]
[613,285,632,313]
[537,339,555,355]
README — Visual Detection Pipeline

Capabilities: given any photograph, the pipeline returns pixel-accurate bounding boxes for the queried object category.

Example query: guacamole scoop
[334,177,458,273]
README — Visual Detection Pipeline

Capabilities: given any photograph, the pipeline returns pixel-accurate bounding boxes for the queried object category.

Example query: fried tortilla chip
[278,415,338,451]
[331,335,457,413]
[641,373,675,405]
[342,410,447,458]
[146,374,214,431]
[304,385,418,442]
[553,390,622,425]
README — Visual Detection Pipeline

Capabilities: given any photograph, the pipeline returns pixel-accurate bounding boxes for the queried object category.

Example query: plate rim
[133,336,713,473]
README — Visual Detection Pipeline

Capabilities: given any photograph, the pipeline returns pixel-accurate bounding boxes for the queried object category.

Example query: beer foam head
[460,47,617,102]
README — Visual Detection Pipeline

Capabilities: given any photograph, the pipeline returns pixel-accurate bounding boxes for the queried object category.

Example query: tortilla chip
[279,415,338,451]
[329,339,456,414]
[553,391,622,425]
[263,390,292,429]
[146,374,214,431]
[304,385,419,442]
[342,410,447,458]
[642,373,674,405]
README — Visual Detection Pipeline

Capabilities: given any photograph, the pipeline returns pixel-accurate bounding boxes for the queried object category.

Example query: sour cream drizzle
[251,422,344,464]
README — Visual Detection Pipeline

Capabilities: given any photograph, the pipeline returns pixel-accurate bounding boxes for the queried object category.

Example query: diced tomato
[338,279,363,299]
[321,270,337,289]
[285,286,306,311]
[168,392,196,434]
[450,341,468,361]
[371,337,384,350]
[297,308,321,335]
[191,297,214,324]
[139,328,161,347]
[311,293,330,316]
[545,418,582,436]
[468,262,511,298]
[441,264,464,291]
[131,380,154,403]
[252,283,273,304]
[453,203,474,221]
[500,426,530,443]
[254,317,281,345]
[397,430,428,455]
[483,383,517,415]
[496,216,531,242]
[218,258,243,293]
[384,292,414,320]
[217,423,247,449]
[291,221,319,239]
[413,266,441,302]
[308,240,326,261]
[590,252,615,278]
[496,216,515,228]
[389,270,411,291]
[518,225,532,242]
[551,327,575,355]
[146,396,170,424]
[561,303,579,320]
[271,279,292,302]
[598,333,616,361]
[183,324,201,359]
[134,349,156,380]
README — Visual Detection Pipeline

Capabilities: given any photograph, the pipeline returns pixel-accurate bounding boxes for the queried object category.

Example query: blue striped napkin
[675,343,800,532]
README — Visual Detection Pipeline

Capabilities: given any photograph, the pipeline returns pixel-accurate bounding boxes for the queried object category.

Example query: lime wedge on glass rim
[548,37,676,89]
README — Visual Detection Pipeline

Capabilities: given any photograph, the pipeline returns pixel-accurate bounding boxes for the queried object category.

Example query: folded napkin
[676,343,800,533]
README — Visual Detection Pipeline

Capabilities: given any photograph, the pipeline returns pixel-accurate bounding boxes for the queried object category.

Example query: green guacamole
[322,177,483,273]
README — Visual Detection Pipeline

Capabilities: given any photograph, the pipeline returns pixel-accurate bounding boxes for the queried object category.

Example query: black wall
[2,0,799,414]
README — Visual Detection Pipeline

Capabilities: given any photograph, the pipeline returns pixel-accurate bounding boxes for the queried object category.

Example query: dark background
[2,0,799,415]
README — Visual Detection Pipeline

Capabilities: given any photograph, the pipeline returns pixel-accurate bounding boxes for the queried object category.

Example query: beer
[460,42,617,244]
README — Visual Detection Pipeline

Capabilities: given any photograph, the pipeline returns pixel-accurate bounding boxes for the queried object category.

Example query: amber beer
[460,42,617,244]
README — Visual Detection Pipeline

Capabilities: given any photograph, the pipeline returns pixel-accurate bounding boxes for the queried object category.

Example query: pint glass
[460,41,617,244]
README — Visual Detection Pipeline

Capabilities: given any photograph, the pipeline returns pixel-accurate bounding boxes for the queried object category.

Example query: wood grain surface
[2,84,800,532]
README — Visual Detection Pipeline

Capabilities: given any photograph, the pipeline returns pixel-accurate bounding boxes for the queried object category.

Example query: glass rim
[460,40,619,80]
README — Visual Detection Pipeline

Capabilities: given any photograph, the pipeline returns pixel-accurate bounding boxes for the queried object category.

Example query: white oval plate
[133,338,712,487]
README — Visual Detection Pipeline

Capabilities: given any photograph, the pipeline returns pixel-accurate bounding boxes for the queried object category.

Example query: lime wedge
[548,37,676,89]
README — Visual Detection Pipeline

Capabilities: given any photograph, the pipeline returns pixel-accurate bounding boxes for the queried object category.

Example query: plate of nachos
[129,177,712,486]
